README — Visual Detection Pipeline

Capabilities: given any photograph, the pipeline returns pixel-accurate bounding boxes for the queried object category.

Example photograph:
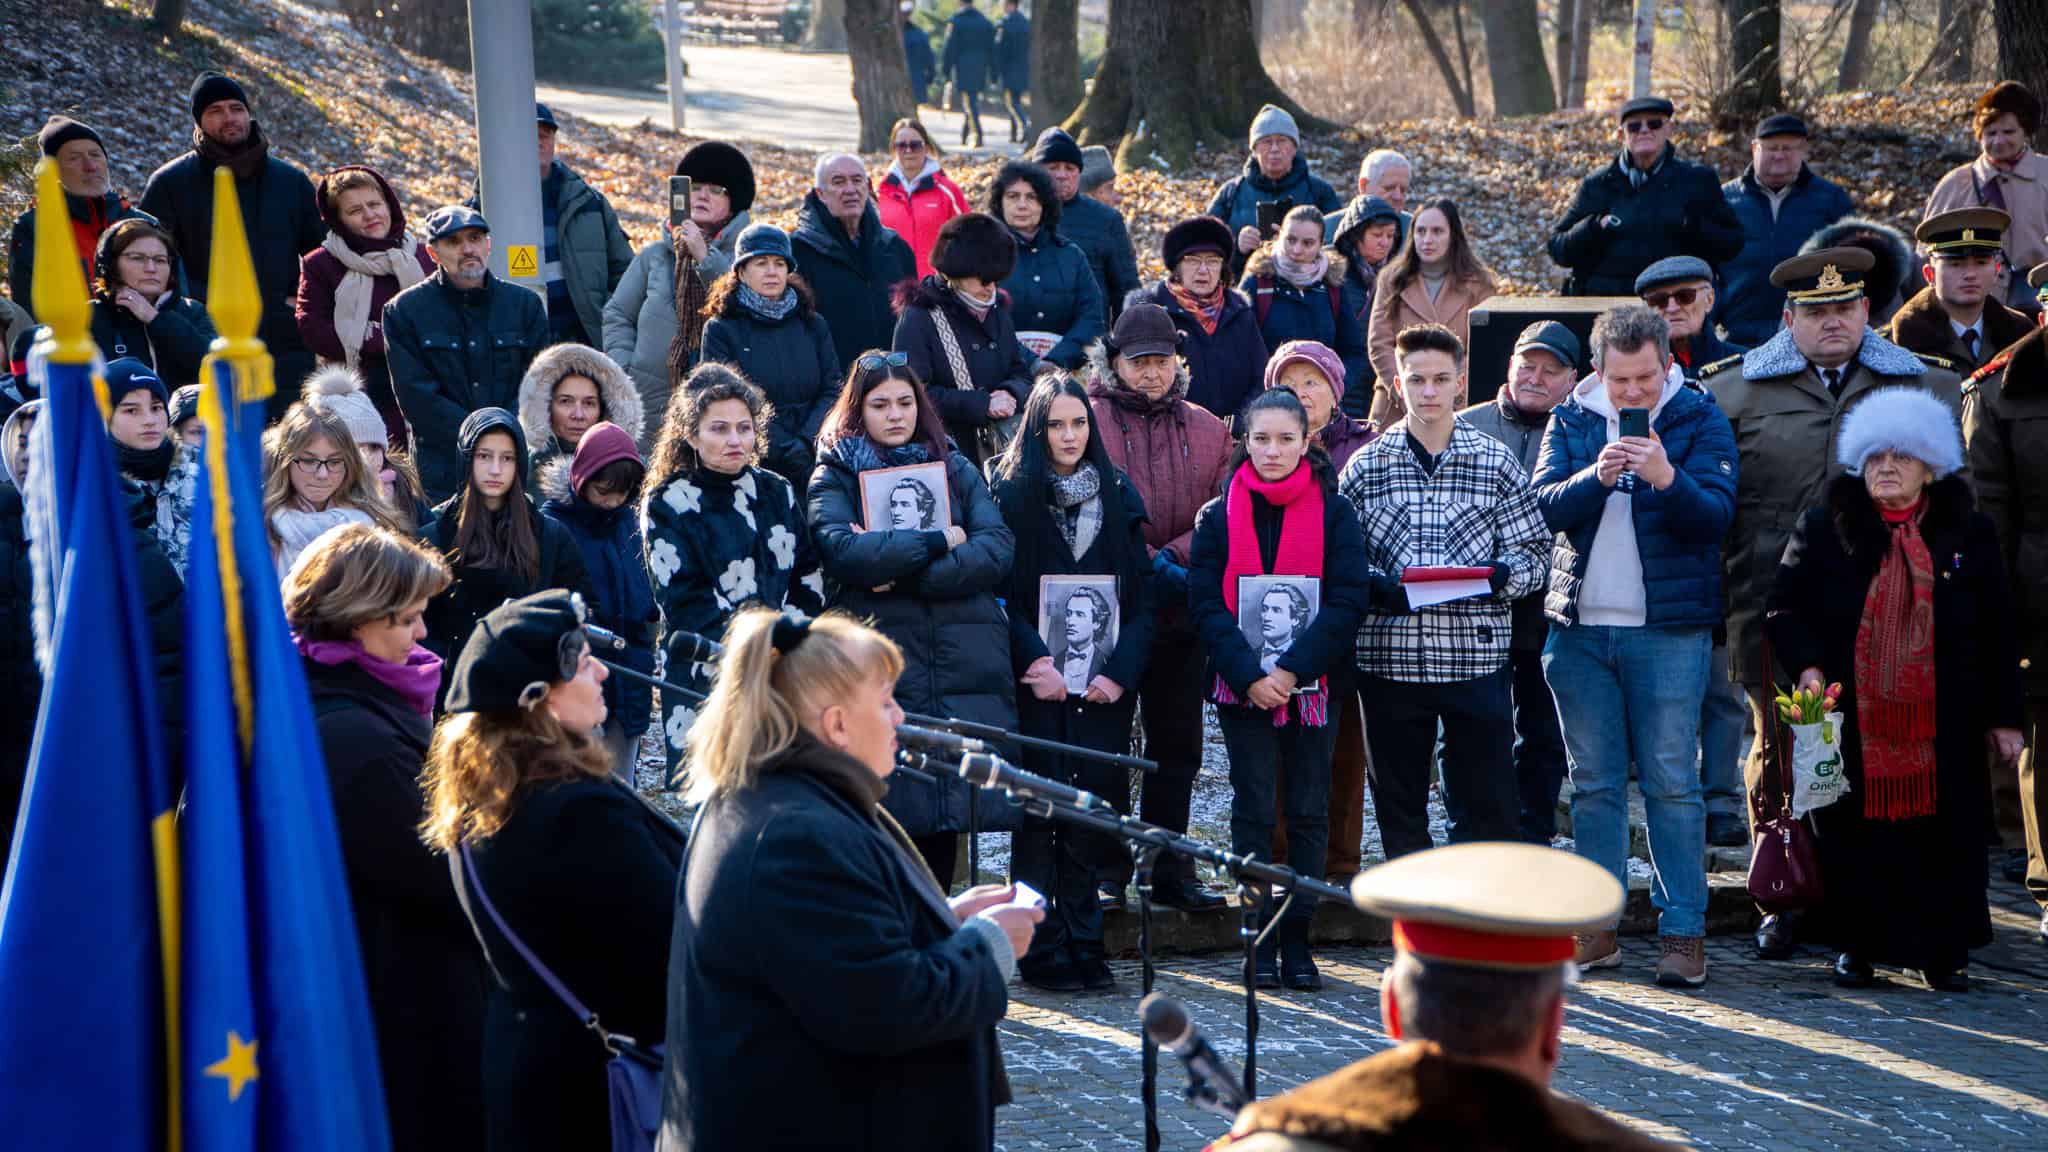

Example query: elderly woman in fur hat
[1766,387,2025,992]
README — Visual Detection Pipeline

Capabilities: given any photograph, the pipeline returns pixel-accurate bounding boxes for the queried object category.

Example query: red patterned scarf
[1215,461,1327,727]
[1853,499,1939,820]
[1168,279,1225,336]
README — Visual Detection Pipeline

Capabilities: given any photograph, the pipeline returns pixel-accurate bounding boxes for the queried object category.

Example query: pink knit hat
[1263,339,1346,404]
[569,421,642,494]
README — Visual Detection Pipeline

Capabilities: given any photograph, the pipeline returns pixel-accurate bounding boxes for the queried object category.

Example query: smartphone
[1618,408,1650,439]
[1255,197,1295,240]
[1010,881,1047,911]
[667,175,693,229]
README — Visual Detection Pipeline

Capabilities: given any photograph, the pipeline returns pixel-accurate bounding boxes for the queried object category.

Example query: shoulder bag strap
[457,841,611,1041]
[928,305,975,393]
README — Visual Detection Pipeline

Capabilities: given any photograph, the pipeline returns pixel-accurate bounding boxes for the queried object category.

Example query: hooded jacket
[1002,224,1102,369]
[1546,142,1744,297]
[8,191,158,316]
[1714,163,1854,347]
[296,166,436,371]
[600,210,752,442]
[515,342,645,484]
[892,275,1038,468]
[876,163,970,280]
[1799,216,1918,328]
[87,229,217,387]
[789,190,917,378]
[701,276,842,492]
[1242,249,1369,410]
[537,458,657,739]
[1083,345,1233,570]
[1205,154,1343,279]
[1129,281,1268,422]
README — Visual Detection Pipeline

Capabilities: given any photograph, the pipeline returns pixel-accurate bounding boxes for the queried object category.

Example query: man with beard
[789,153,916,379]
[141,71,325,412]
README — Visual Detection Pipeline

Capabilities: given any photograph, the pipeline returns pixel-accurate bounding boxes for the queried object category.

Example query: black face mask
[116,433,175,482]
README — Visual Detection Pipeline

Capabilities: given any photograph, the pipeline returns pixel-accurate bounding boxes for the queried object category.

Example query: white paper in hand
[1403,576,1492,609]
[1009,881,1048,911]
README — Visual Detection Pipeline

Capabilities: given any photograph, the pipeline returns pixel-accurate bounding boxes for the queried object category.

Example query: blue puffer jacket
[1002,225,1103,369]
[1206,154,1343,279]
[1531,367,1737,630]
[538,461,658,740]
[1713,164,1854,347]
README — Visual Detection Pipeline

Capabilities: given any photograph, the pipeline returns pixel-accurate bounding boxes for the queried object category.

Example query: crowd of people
[4,57,2048,1152]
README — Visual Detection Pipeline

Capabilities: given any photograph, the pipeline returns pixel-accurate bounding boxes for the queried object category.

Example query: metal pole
[665,0,687,131]
[467,0,546,295]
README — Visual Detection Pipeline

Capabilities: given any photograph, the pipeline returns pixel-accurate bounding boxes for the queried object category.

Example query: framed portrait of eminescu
[1236,576,1320,677]
[858,461,952,534]
[1038,576,1120,696]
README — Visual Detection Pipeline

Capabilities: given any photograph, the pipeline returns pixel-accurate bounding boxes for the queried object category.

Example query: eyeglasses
[1643,286,1702,310]
[856,351,910,373]
[291,456,347,475]
[1624,117,1667,134]
[698,183,729,199]
[893,139,927,153]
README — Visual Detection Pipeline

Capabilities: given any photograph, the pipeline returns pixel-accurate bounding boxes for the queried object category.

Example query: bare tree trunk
[1396,0,1476,117]
[1838,0,1880,90]
[151,0,187,32]
[1632,0,1656,97]
[1725,0,1782,117]
[1034,0,1082,131]
[845,0,914,151]
[1482,0,1555,116]
[1937,0,1983,81]
[805,0,850,51]
[1997,0,2048,151]
[1553,0,1574,107]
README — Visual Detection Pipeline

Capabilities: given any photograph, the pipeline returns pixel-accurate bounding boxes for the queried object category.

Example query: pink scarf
[1216,461,1328,726]
[297,636,444,718]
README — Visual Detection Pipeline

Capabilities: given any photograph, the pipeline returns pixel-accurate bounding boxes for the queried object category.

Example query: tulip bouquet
[1775,682,1842,729]
[1774,681,1850,814]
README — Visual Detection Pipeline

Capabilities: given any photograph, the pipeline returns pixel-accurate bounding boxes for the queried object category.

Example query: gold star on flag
[204,1030,260,1102]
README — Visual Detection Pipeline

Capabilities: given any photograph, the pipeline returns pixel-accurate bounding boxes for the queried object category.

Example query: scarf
[737,282,799,322]
[1168,279,1225,336]
[195,121,271,183]
[320,231,427,366]
[1852,498,1939,821]
[1271,249,1329,291]
[836,435,934,475]
[1047,462,1103,560]
[1215,460,1328,726]
[296,635,444,719]
[666,236,712,398]
[954,283,998,320]
[273,505,375,578]
[117,436,176,484]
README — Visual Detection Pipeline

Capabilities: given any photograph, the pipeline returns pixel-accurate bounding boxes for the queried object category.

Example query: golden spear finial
[29,158,94,366]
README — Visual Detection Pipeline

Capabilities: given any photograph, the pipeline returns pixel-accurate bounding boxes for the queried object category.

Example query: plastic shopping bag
[1787,713,1851,817]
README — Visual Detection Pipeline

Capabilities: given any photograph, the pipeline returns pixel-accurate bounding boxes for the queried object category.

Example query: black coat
[893,276,1038,468]
[700,287,842,493]
[422,495,595,693]
[942,6,997,92]
[125,475,188,768]
[306,657,486,1152]
[539,470,660,740]
[1132,280,1269,423]
[659,737,1010,1151]
[809,442,1017,833]
[1766,474,2025,970]
[0,483,35,865]
[1546,144,1744,297]
[789,191,917,378]
[996,9,1032,89]
[1002,226,1103,369]
[1058,194,1141,325]
[89,293,217,386]
[461,776,684,1152]
[385,271,551,502]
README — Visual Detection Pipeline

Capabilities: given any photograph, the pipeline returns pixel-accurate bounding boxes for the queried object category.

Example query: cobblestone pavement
[994,882,2048,1150]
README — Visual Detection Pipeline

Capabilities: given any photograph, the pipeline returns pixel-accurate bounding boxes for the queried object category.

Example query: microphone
[583,622,628,650]
[952,749,1110,812]
[895,723,993,756]
[667,628,724,663]
[1141,993,1249,1116]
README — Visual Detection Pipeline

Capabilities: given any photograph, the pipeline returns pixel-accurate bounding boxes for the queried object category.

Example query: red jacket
[1085,367,1231,565]
[875,164,969,279]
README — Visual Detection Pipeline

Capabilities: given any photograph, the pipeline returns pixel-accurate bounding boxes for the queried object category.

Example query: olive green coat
[1963,324,2048,694]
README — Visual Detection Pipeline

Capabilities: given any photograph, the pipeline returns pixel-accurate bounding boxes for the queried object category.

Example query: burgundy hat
[1264,340,1346,404]
[569,421,642,494]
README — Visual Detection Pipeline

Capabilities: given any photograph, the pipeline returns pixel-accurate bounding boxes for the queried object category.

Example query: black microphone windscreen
[1140,992,1189,1049]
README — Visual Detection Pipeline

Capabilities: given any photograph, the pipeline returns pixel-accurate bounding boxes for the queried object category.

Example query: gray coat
[601,211,751,440]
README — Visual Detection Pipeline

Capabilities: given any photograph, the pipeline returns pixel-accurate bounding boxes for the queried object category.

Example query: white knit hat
[1836,387,1963,479]
[302,365,388,450]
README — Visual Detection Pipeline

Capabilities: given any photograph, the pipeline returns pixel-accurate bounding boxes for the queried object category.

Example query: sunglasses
[1643,286,1702,309]
[894,139,927,152]
[1624,117,1666,134]
[856,351,911,373]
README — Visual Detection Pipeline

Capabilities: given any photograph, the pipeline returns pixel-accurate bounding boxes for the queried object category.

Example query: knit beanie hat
[1264,340,1346,404]
[104,358,169,408]
[457,406,527,460]
[189,71,251,124]
[1031,127,1085,169]
[1247,104,1301,149]
[39,115,105,158]
[302,365,388,450]
[1836,387,1965,480]
[734,223,794,267]
[932,213,1017,284]
[168,384,203,430]
[1162,216,1234,271]
[676,141,758,213]
[1079,146,1116,193]
[443,590,592,715]
[569,421,641,495]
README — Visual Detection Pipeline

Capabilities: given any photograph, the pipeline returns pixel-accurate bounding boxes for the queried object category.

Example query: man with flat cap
[1887,208,2032,373]
[1548,96,1742,297]
[1704,247,1961,957]
[1715,114,1853,349]
[1960,260,2048,946]
[1637,255,1743,384]
[1209,843,1668,1150]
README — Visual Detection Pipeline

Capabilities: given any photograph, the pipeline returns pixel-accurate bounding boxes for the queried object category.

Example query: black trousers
[1509,648,1569,842]
[1218,703,1337,922]
[1106,624,1206,888]
[1003,86,1029,136]
[1011,696,1131,962]
[1361,667,1519,859]
[959,88,983,143]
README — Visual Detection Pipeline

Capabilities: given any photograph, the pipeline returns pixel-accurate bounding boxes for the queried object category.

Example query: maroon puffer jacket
[1085,363,1231,565]
[295,164,435,365]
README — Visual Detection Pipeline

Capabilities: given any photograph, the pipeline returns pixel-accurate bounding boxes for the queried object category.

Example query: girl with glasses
[89,217,215,386]
[263,393,402,579]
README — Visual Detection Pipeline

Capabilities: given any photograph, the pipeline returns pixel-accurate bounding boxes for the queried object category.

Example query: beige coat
[1366,267,1495,426]
[1924,152,2048,294]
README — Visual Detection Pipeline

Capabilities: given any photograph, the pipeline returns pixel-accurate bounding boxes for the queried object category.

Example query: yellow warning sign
[507,245,539,278]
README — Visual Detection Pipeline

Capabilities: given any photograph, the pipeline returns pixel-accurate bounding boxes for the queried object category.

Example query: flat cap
[1512,321,1581,369]
[423,204,489,241]
[1771,246,1875,305]
[1755,113,1809,139]
[1634,255,1715,296]
[1352,843,1624,970]
[1618,95,1675,121]
[1917,207,2008,255]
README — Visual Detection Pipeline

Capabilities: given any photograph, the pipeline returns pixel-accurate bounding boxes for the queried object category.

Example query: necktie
[1823,368,1844,397]
[1962,329,1980,365]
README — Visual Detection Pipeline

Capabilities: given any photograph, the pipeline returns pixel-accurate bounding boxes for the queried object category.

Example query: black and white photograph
[857,461,952,534]
[1038,576,1119,696]
[1236,576,1320,677]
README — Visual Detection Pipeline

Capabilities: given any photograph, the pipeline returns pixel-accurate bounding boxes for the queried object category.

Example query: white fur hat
[1836,387,1963,479]
[302,365,388,450]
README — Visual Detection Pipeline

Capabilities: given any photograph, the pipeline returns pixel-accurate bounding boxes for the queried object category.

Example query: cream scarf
[320,232,427,367]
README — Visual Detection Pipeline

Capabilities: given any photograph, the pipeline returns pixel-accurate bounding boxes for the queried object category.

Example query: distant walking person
[942,0,998,149]
[996,0,1032,143]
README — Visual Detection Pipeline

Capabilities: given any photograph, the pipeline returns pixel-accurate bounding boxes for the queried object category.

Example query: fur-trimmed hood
[1245,246,1348,289]
[1740,325,1926,381]
[516,342,643,449]
[1083,339,1191,406]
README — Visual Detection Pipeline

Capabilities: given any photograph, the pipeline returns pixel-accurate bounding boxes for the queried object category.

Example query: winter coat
[892,275,1038,469]
[89,291,216,388]
[0,481,36,866]
[539,161,635,344]
[124,442,199,578]
[1131,280,1268,422]
[602,212,752,438]
[1767,474,2022,968]
[1365,264,1496,427]
[1241,250,1369,410]
[1057,194,1141,325]
[295,166,437,374]
[124,473,189,764]
[660,735,1010,1151]
[1714,164,1854,347]
[700,281,842,492]
[996,9,1032,89]
[1316,415,1378,476]
[942,6,998,92]
[305,655,487,1152]
[641,462,825,763]
[1083,350,1233,567]
[1460,390,1555,653]
[876,165,970,280]
[1673,327,1745,384]
[1703,327,1962,683]
[789,190,917,378]
[1884,286,2032,375]
[808,442,1017,834]
[538,462,658,740]
[462,776,684,1152]
[384,270,550,502]
[1545,144,1744,297]
[515,342,646,485]
[904,22,937,102]
[1205,155,1343,279]
[421,495,596,680]
[1802,217,1919,328]
[1962,325,2048,695]
[1001,226,1102,369]
[1338,256,1382,400]
[1532,367,1738,630]
[7,192,156,318]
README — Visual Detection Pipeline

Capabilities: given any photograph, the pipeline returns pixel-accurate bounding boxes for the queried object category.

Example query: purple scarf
[297,636,443,718]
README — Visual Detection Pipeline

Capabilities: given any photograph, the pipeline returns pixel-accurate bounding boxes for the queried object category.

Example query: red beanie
[569,422,641,494]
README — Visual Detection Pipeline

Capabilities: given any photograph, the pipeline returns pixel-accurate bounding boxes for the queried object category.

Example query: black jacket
[1132,281,1269,423]
[700,283,842,493]
[306,657,486,1152]
[539,464,660,740]
[659,738,1010,1151]
[422,495,596,689]
[1546,144,1744,296]
[461,776,684,1152]
[1057,194,1141,325]
[789,190,917,378]
[89,294,216,386]
[8,192,159,315]
[385,271,551,502]
[892,275,1038,468]
[1002,226,1103,369]
[809,442,1017,834]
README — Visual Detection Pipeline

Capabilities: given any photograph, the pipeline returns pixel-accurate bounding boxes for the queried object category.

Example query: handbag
[457,843,663,1152]
[1746,630,1825,913]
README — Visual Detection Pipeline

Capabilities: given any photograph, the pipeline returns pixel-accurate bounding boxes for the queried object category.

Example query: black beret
[444,591,592,716]
[676,141,757,213]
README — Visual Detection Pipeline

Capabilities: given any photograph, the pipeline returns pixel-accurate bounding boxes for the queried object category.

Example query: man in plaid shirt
[1338,324,1552,859]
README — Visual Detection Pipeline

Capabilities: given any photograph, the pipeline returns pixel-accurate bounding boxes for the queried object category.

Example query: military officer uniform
[1886,208,2034,374]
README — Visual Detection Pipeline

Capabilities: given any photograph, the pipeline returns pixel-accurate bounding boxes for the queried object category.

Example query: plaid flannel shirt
[1338,418,1552,683]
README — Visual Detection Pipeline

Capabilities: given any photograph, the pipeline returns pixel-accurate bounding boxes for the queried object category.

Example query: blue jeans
[1544,625,1711,939]
[1700,644,1748,818]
